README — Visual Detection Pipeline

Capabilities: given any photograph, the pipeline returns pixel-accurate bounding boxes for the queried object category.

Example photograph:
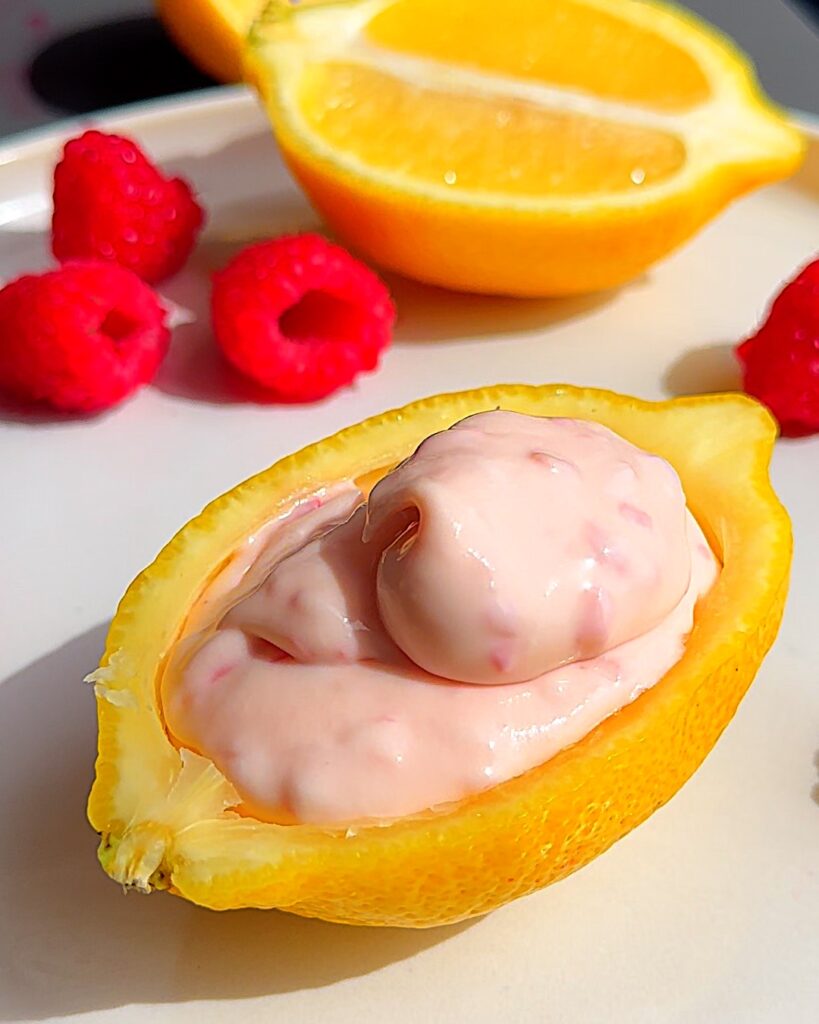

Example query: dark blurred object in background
[796,0,819,22]
[28,16,215,116]
[0,0,817,139]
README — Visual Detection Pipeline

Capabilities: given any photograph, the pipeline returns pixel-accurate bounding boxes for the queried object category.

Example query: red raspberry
[0,261,170,413]
[52,130,204,284]
[737,259,819,436]
[211,234,395,402]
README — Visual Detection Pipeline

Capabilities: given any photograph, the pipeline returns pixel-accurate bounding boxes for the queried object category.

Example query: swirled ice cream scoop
[365,411,690,683]
[227,411,692,684]
[165,411,718,825]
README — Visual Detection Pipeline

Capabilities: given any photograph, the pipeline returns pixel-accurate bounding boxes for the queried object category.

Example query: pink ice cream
[163,412,718,826]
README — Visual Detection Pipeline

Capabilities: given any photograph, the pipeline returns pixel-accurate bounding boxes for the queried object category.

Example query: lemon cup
[88,385,790,927]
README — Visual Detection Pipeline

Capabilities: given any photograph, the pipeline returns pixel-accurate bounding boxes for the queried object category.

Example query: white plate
[1,86,817,1024]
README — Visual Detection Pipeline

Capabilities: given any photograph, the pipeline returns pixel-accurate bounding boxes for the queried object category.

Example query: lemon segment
[365,0,713,112]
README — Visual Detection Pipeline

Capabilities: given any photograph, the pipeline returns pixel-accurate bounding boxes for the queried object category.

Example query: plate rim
[0,84,252,164]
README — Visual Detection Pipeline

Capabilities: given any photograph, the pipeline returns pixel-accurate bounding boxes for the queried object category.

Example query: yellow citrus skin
[246,0,804,296]
[155,0,261,81]
[87,386,791,927]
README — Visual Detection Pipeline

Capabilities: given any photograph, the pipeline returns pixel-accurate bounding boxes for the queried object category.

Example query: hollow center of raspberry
[279,290,368,345]
[101,308,140,344]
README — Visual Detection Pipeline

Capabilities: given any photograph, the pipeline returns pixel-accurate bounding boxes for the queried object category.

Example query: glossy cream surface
[163,412,718,825]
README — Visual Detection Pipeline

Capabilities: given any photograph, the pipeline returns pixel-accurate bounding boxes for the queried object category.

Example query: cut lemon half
[87,386,790,927]
[246,0,804,295]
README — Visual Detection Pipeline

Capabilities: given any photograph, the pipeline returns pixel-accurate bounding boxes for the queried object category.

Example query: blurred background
[0,0,818,137]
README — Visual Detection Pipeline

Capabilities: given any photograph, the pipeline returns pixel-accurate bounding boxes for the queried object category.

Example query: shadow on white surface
[663,342,742,397]
[155,254,283,407]
[386,274,622,344]
[790,137,819,204]
[153,250,622,407]
[0,391,87,425]
[0,626,472,1020]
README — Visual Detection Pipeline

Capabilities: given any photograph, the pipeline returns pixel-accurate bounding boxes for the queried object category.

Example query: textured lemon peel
[87,385,790,925]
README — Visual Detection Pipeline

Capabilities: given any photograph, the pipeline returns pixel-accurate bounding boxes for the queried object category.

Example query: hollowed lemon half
[88,385,790,926]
